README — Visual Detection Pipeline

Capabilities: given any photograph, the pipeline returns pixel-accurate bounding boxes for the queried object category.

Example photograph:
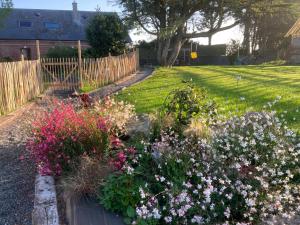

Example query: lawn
[116,66,300,130]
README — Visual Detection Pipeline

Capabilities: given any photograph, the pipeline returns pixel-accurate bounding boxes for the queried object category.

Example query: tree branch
[184,20,240,38]
[132,0,158,35]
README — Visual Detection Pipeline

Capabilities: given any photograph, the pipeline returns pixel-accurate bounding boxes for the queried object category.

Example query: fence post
[78,40,83,89]
[135,47,140,71]
[36,40,41,60]
[36,40,43,91]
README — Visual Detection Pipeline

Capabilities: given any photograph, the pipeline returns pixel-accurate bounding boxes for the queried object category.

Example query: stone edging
[32,175,59,225]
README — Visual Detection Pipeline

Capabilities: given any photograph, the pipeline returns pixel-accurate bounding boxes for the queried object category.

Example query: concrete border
[32,175,59,225]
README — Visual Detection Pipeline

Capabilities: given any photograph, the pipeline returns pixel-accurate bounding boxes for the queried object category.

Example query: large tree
[0,0,12,25]
[238,0,300,56]
[119,0,240,66]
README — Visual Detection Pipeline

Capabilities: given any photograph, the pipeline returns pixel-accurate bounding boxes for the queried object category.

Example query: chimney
[72,1,81,25]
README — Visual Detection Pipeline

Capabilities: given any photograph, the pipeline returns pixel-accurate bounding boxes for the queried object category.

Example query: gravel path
[89,68,154,99]
[0,100,47,225]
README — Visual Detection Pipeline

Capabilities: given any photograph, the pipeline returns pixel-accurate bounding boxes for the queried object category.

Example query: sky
[12,0,243,45]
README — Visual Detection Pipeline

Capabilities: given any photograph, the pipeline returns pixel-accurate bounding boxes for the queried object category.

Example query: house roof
[285,18,300,37]
[0,8,116,41]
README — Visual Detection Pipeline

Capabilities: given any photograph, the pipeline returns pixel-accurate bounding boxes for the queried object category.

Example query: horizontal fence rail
[0,60,43,114]
[0,50,139,114]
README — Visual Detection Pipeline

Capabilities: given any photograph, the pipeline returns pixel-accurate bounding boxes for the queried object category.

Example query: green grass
[116,66,300,130]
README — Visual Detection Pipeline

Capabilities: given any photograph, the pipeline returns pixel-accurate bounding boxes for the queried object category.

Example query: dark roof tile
[0,8,115,41]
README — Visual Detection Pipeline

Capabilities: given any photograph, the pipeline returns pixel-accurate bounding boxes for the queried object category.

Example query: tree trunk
[156,38,185,67]
[208,36,212,46]
[167,38,186,66]
[243,18,251,55]
[157,38,171,66]
[157,26,186,67]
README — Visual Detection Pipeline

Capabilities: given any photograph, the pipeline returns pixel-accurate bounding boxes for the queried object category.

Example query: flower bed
[27,86,300,225]
[101,86,300,225]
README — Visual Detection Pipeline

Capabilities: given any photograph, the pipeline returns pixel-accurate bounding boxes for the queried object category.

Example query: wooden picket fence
[41,50,139,91]
[41,57,80,91]
[82,51,138,89]
[0,50,139,114]
[0,60,43,115]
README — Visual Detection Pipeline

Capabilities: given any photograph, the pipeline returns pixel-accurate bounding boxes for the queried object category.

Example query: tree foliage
[86,13,129,57]
[237,0,300,57]
[0,0,13,26]
[118,0,240,66]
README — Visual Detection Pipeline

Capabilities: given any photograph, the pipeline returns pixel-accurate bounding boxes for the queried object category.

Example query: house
[285,18,300,64]
[0,2,115,60]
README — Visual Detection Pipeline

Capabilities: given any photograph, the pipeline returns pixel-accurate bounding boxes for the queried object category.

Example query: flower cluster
[111,147,136,171]
[94,97,136,135]
[101,110,300,225]
[27,98,135,176]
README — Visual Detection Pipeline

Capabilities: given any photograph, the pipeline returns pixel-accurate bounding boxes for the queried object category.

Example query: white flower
[139,187,146,199]
[126,166,134,175]
[224,207,231,218]
[164,216,172,223]
[191,215,204,224]
[152,208,161,219]
[245,198,256,207]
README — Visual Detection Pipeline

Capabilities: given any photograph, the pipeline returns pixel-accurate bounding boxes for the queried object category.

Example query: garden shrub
[94,97,136,135]
[46,46,78,58]
[161,83,217,127]
[27,97,135,176]
[0,56,13,62]
[100,110,300,225]
[151,83,217,140]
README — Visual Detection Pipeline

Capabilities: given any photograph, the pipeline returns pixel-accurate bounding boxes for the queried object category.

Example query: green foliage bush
[86,13,128,57]
[0,56,13,62]
[156,83,217,137]
[46,46,78,58]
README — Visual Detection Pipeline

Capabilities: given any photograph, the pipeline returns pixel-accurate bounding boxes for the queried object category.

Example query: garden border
[32,175,59,225]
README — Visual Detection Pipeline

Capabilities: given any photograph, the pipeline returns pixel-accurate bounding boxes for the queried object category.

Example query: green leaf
[123,217,132,225]
[126,206,136,218]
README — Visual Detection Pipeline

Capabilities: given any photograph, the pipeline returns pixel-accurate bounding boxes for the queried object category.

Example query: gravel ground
[0,99,50,225]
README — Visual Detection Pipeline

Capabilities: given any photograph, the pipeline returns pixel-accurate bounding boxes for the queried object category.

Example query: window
[19,21,32,28]
[44,22,61,30]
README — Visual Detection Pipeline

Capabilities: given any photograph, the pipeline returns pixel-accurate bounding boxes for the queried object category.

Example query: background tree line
[1,0,299,65]
[118,0,300,66]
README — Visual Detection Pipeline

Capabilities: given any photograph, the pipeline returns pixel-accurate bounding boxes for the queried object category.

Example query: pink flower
[127,147,136,155]
[111,137,123,148]
[97,117,108,132]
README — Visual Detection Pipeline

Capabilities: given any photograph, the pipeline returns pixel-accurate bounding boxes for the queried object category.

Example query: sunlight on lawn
[116,66,300,130]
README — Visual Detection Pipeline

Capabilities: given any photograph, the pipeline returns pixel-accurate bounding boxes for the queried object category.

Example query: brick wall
[0,40,90,60]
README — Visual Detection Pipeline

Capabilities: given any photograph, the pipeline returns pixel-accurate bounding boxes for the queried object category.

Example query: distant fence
[0,60,43,114]
[41,50,139,91]
[82,51,138,89]
[0,50,139,114]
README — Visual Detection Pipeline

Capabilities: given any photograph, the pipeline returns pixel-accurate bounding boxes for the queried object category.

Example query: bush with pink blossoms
[27,98,135,176]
